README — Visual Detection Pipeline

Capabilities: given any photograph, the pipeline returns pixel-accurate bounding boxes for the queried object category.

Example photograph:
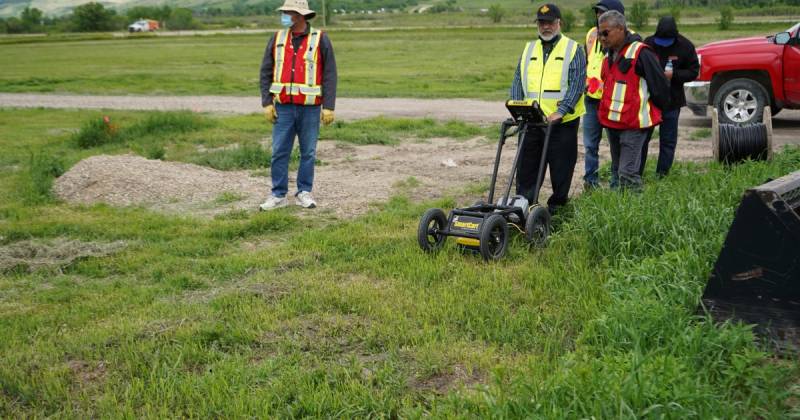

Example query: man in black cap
[639,16,699,177]
[509,3,586,213]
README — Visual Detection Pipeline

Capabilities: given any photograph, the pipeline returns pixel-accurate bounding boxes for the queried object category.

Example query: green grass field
[0,22,794,99]
[0,108,798,417]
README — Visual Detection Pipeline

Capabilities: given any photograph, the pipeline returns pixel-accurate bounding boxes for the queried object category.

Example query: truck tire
[713,78,769,125]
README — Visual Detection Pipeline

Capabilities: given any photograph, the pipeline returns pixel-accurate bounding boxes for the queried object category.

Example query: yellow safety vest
[519,35,585,123]
[585,27,605,99]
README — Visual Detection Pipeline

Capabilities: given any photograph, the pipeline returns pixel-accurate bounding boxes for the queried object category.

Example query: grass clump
[126,112,214,138]
[212,210,298,240]
[189,142,271,171]
[73,112,214,150]
[22,152,65,203]
[73,116,119,148]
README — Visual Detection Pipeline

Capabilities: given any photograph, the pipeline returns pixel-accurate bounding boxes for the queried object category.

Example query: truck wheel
[713,78,768,125]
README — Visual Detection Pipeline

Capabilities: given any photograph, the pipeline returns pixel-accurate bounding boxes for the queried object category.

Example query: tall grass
[21,152,64,203]
[73,112,213,150]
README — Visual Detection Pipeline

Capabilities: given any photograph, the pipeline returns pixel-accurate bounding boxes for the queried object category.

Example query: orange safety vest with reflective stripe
[269,27,323,106]
[599,41,662,130]
[585,27,605,99]
[586,27,636,100]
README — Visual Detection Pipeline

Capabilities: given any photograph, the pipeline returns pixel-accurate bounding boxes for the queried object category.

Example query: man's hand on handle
[547,112,563,124]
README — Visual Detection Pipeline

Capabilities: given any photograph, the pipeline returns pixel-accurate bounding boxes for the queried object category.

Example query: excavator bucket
[700,170,800,353]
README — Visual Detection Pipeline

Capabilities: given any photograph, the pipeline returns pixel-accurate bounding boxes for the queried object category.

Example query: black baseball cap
[536,3,561,22]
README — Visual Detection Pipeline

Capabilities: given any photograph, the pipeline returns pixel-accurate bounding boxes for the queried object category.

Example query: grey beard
[539,33,556,42]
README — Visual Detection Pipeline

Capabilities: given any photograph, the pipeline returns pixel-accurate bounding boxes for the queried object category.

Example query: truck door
[784,27,800,104]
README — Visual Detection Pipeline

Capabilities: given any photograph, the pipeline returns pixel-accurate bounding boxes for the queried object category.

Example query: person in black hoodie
[639,16,699,177]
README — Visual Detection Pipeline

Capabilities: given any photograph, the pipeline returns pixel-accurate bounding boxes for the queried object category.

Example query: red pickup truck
[685,22,800,124]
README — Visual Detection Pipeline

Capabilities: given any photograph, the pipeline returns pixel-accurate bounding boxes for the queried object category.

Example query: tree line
[0,3,199,34]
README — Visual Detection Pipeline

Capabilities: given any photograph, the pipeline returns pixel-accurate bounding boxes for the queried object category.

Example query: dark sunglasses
[599,29,611,38]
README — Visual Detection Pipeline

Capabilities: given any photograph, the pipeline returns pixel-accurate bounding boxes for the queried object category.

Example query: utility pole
[322,0,327,27]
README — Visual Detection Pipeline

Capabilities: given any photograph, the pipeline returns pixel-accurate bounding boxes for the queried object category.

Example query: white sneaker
[295,191,317,208]
[259,195,288,211]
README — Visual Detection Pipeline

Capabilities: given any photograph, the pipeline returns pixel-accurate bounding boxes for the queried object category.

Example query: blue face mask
[281,13,293,27]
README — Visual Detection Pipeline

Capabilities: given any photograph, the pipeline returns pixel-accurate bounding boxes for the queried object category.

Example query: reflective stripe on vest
[519,36,585,122]
[585,27,605,99]
[608,81,626,122]
[269,28,323,106]
[599,41,662,130]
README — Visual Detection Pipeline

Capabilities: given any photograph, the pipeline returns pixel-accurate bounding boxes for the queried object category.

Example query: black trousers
[515,117,579,207]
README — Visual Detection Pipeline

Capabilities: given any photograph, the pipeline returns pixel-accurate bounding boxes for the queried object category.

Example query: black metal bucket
[700,170,800,353]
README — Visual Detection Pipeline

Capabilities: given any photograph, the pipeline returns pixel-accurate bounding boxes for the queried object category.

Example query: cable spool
[712,107,773,164]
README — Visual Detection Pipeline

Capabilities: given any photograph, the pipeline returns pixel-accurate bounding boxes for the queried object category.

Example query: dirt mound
[53,155,266,216]
[50,140,503,219]
[52,133,714,220]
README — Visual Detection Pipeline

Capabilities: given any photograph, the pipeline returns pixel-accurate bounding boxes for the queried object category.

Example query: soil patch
[52,132,714,219]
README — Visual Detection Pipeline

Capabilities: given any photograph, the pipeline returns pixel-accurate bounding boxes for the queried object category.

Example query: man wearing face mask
[259,0,338,210]
[509,3,586,214]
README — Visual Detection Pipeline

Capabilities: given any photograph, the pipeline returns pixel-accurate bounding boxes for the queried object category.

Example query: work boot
[295,191,317,209]
[259,195,288,211]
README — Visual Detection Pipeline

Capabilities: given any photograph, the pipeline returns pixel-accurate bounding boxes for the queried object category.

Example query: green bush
[167,8,199,30]
[628,1,650,30]
[429,0,459,13]
[561,9,576,32]
[4,17,26,34]
[718,7,734,30]
[583,4,596,29]
[71,2,118,32]
[669,6,681,24]
[488,4,504,23]
[73,116,119,148]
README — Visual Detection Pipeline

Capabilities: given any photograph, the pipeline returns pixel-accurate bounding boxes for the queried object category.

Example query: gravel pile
[53,155,266,215]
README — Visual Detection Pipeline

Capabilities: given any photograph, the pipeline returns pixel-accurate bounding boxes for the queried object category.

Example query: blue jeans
[640,108,681,176]
[271,103,321,198]
[582,97,603,186]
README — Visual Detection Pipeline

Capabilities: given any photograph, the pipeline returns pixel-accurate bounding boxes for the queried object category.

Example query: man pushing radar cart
[417,99,555,261]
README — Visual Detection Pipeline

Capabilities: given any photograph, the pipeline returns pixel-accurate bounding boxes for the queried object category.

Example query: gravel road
[0,93,507,124]
[2,93,799,146]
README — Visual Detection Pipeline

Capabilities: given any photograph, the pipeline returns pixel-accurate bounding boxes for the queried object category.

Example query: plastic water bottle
[665,59,673,73]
